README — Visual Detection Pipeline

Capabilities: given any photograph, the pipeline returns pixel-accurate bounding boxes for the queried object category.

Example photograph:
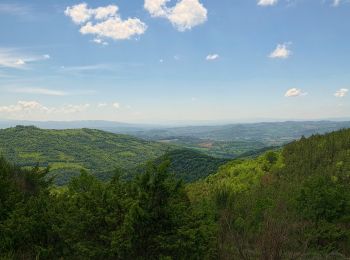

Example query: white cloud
[12,87,68,96]
[60,64,111,72]
[258,0,278,6]
[94,5,119,20]
[65,3,147,41]
[64,3,92,24]
[43,54,50,59]
[334,88,348,98]
[0,101,49,113]
[285,88,307,97]
[97,103,107,108]
[15,59,25,66]
[112,102,120,109]
[0,48,50,69]
[269,43,292,59]
[144,0,207,31]
[206,54,219,61]
[80,18,147,40]
[0,101,90,115]
[92,38,108,45]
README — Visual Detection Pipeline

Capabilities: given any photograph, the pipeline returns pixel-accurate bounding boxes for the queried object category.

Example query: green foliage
[134,149,229,183]
[1,128,350,259]
[187,129,350,258]
[158,136,267,158]
[0,126,172,185]
[0,157,215,259]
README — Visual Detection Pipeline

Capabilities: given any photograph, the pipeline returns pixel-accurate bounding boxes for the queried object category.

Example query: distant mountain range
[1,119,350,159]
[0,120,156,132]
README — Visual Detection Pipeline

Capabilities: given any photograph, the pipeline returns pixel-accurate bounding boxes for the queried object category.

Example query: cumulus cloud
[0,101,49,113]
[65,3,147,41]
[64,3,92,24]
[144,0,207,31]
[334,88,348,98]
[258,0,278,6]
[80,18,147,40]
[206,54,219,61]
[269,43,292,59]
[0,101,90,115]
[285,88,307,97]
[0,48,50,69]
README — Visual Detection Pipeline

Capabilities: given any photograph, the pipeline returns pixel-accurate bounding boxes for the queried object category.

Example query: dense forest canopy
[0,126,173,184]
[1,128,350,259]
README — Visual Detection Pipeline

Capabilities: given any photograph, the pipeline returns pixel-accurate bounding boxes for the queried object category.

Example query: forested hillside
[0,126,171,184]
[1,129,349,259]
[188,129,350,258]
[133,149,229,182]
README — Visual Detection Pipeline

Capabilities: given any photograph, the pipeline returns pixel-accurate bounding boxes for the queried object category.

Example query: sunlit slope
[0,126,172,184]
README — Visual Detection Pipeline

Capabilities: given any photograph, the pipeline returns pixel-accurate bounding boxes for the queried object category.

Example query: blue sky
[0,0,349,123]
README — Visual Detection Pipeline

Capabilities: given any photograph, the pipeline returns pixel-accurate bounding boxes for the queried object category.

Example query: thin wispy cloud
[332,0,341,6]
[60,64,112,72]
[144,0,208,31]
[0,3,31,16]
[65,3,147,43]
[0,48,50,69]
[12,87,68,96]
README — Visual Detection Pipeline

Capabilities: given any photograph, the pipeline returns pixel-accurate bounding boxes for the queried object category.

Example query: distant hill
[2,120,350,159]
[120,121,350,158]
[0,120,156,132]
[132,149,230,183]
[127,121,350,145]
[0,126,172,184]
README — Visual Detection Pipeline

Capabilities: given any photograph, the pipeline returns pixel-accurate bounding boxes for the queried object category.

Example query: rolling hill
[2,120,349,159]
[132,149,230,182]
[0,126,172,184]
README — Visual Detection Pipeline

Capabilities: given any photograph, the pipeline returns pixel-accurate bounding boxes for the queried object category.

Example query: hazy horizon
[1,117,350,128]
